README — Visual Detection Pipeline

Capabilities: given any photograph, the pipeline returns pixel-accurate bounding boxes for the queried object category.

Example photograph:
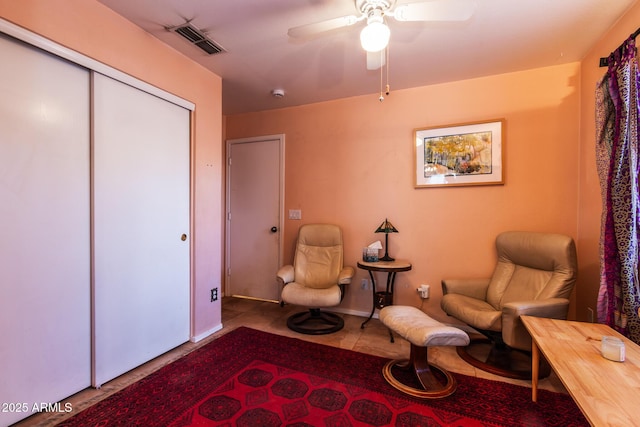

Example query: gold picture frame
[414,119,504,188]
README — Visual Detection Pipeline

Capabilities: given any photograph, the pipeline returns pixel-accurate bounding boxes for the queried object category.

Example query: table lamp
[375,218,398,261]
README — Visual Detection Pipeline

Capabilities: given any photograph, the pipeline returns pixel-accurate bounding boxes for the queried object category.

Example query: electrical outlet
[417,284,430,299]
[361,278,368,290]
[211,288,218,302]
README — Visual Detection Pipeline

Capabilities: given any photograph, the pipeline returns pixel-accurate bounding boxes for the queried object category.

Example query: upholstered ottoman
[379,305,470,398]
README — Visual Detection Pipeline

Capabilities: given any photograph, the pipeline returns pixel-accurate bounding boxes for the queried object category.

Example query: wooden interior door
[226,136,283,301]
[92,73,190,387]
[0,34,91,426]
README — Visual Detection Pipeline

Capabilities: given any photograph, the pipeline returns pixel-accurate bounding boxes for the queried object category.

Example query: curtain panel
[596,36,640,344]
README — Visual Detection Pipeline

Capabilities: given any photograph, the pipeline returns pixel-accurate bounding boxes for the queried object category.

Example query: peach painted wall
[577,2,640,321]
[226,63,581,322]
[0,0,224,338]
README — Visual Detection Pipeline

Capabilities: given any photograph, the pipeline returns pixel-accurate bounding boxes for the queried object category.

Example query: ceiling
[98,0,636,115]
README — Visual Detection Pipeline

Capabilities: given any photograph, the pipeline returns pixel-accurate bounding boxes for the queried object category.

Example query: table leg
[387,326,395,342]
[360,270,397,343]
[531,338,539,402]
[386,271,396,343]
[386,271,394,292]
[361,270,377,329]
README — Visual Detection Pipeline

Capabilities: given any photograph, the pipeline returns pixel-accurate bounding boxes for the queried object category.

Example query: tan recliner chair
[278,224,354,334]
[441,231,578,379]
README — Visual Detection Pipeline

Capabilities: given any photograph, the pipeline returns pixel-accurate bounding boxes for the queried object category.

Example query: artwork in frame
[414,119,504,188]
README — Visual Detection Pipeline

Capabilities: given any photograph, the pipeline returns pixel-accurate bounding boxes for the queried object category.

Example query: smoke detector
[271,89,285,98]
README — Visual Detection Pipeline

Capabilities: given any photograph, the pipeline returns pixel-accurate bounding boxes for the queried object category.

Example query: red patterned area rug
[60,327,587,427]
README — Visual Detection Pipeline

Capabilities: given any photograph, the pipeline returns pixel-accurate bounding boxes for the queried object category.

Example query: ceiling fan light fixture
[360,16,390,53]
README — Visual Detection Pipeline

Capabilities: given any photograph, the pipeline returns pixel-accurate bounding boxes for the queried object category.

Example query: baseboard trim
[331,307,377,319]
[191,324,223,343]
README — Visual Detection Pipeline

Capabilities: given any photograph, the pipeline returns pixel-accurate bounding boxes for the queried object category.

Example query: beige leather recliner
[278,224,354,334]
[440,231,578,379]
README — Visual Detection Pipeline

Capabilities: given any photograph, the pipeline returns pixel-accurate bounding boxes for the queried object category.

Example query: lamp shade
[375,218,398,234]
[360,21,390,53]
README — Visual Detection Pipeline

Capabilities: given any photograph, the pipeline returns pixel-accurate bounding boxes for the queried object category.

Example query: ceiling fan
[288,0,477,69]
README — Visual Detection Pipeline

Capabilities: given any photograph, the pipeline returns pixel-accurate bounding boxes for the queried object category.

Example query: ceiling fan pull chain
[379,49,385,101]
[378,46,391,102]
[386,44,390,96]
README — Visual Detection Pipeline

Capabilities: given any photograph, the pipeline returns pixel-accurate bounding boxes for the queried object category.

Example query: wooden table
[357,259,411,341]
[521,316,640,426]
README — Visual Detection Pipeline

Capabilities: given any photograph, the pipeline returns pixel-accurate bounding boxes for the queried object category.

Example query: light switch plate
[288,209,302,220]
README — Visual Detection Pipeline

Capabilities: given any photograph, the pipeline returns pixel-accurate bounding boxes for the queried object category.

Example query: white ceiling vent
[167,22,225,55]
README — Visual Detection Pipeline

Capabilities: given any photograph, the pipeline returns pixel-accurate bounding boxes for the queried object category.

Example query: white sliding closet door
[92,73,190,387]
[0,35,91,426]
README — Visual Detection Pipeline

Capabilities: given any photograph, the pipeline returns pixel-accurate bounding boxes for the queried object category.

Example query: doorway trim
[225,134,285,299]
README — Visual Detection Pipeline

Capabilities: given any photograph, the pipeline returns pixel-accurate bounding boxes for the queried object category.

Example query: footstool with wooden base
[379,305,470,398]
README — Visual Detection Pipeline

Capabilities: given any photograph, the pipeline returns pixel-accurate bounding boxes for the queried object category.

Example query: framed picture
[414,119,504,188]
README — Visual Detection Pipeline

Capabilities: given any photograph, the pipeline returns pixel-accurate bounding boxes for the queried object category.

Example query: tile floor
[14,297,567,426]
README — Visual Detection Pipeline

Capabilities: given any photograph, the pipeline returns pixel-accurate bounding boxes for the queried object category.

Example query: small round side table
[357,259,412,342]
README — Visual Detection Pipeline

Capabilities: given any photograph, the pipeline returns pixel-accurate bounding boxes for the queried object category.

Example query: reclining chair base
[457,334,551,380]
[286,308,344,335]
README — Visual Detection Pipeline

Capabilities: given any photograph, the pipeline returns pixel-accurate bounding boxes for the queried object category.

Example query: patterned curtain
[596,35,640,344]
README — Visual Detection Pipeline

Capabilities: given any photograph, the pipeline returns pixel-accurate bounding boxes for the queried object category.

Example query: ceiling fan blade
[288,15,361,39]
[393,0,477,22]
[366,50,386,70]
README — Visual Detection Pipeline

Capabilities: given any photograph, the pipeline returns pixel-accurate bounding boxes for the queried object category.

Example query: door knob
[181,234,187,241]
[270,226,278,233]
